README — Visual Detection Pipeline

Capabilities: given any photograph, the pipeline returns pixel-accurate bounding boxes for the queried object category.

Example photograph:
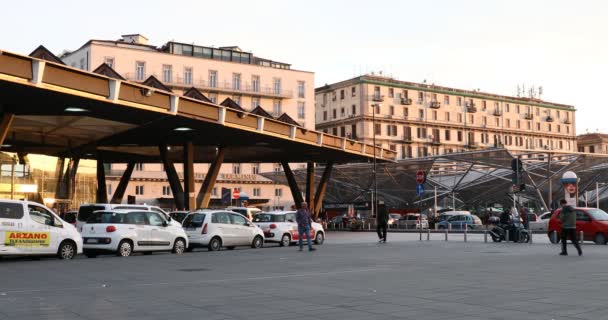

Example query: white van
[0,200,83,259]
[77,203,180,232]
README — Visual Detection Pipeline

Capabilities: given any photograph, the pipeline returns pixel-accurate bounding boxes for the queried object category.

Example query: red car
[547,207,608,244]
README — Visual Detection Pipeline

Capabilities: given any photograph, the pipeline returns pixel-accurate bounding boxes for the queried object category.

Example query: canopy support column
[0,113,14,148]
[183,142,195,210]
[313,163,334,219]
[159,144,185,210]
[96,157,108,203]
[281,162,304,209]
[306,162,315,211]
[111,161,135,204]
[197,148,225,209]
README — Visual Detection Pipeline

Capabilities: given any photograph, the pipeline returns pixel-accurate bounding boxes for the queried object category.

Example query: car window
[183,213,206,228]
[212,212,231,224]
[285,213,296,222]
[126,212,148,225]
[541,213,551,220]
[0,202,24,219]
[63,212,77,223]
[147,212,166,227]
[231,214,248,226]
[587,209,608,221]
[253,214,275,222]
[28,205,60,227]
[86,211,127,224]
[114,206,146,211]
[78,205,107,222]
[575,211,591,222]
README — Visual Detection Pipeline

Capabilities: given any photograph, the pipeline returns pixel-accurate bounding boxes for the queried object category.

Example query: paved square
[0,232,605,320]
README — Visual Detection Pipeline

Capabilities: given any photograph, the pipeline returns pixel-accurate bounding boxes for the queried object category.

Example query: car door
[575,210,593,241]
[214,212,235,246]
[147,212,173,249]
[0,202,28,254]
[285,212,300,238]
[26,204,63,255]
[230,213,252,245]
[126,211,151,250]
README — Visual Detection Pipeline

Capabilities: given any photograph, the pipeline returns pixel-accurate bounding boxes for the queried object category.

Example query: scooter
[489,222,530,243]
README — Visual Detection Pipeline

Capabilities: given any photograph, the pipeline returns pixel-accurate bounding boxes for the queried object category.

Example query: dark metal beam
[96,157,108,203]
[159,144,185,210]
[305,162,315,210]
[0,113,14,148]
[313,163,334,218]
[281,162,304,209]
[53,157,65,199]
[183,142,195,210]
[197,148,225,209]
[110,161,135,204]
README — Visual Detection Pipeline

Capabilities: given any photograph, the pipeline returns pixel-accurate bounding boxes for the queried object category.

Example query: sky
[1,0,606,134]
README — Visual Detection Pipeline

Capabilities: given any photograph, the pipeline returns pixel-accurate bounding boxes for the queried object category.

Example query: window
[232,164,241,174]
[375,104,381,114]
[332,91,337,101]
[481,101,487,111]
[80,58,85,70]
[505,104,510,113]
[403,107,409,118]
[136,61,145,81]
[212,212,231,224]
[495,118,499,127]
[537,123,541,130]
[567,126,570,134]
[323,111,327,121]
[162,186,171,196]
[445,130,451,141]
[457,131,463,142]
[273,100,281,116]
[251,97,260,109]
[352,87,356,97]
[332,109,337,119]
[340,89,345,100]
[298,81,305,98]
[445,112,450,121]
[298,102,306,119]
[417,127,427,139]
[273,78,282,94]
[275,188,283,197]
[208,70,217,88]
[232,73,241,90]
[457,113,463,123]
[444,95,450,105]
[374,86,381,100]
[0,202,23,219]
[374,123,381,135]
[417,92,424,103]
[125,212,147,225]
[482,116,487,126]
[432,110,437,120]
[506,119,510,128]
[251,75,260,92]
[162,65,172,83]
[209,93,218,104]
[233,95,241,106]
[517,120,521,129]
[557,125,561,133]
[516,105,520,113]
[147,212,165,227]
[457,97,462,106]
[388,88,394,98]
[184,67,193,85]
[212,187,218,196]
[231,214,248,226]
[418,109,424,119]
[252,164,260,175]
[340,126,346,137]
[386,125,397,136]
[135,163,144,171]
[332,127,338,135]
[274,163,282,172]
[340,107,345,117]
[135,185,144,195]
[351,124,357,139]
[351,104,356,115]
[548,123,552,132]
[469,114,474,124]
[253,188,261,197]
[390,105,395,116]
[104,57,115,68]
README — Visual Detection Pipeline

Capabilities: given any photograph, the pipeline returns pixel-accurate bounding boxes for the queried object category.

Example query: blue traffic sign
[416,183,424,196]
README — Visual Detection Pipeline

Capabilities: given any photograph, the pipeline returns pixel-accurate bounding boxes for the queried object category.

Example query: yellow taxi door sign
[5,232,50,247]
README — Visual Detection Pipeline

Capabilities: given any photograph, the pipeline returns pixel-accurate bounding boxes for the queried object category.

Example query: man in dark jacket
[559,199,582,256]
[376,202,388,243]
[296,202,315,252]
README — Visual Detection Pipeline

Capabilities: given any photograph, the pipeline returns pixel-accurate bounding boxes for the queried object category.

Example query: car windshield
[389,214,400,219]
[86,211,127,224]
[170,212,188,222]
[253,214,285,222]
[78,205,106,222]
[183,213,206,228]
[587,209,608,221]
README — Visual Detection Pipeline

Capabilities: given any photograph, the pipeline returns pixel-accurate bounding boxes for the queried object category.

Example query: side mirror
[162,221,169,227]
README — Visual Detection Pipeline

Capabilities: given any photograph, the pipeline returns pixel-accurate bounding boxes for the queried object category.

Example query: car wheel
[548,231,560,244]
[226,246,236,250]
[314,232,324,245]
[172,238,186,254]
[518,232,530,243]
[57,241,76,260]
[280,234,291,247]
[594,233,607,245]
[116,240,133,257]
[251,236,263,249]
[208,237,222,251]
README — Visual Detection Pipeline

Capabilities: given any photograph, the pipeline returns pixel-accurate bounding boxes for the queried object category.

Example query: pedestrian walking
[559,199,582,256]
[296,202,316,252]
[376,202,388,243]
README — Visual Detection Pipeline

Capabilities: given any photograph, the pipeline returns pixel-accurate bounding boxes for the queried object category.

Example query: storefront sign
[220,174,258,181]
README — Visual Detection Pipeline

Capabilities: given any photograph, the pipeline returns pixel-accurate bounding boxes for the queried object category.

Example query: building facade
[60,34,315,209]
[577,133,608,154]
[315,75,576,158]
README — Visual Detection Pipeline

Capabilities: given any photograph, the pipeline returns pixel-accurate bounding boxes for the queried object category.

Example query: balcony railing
[564,119,572,124]
[371,95,384,102]
[429,101,441,109]
[400,98,413,105]
[524,113,534,120]
[403,135,413,143]
[546,116,554,122]
[430,138,441,145]
[467,106,477,113]
[493,110,503,116]
[123,73,293,99]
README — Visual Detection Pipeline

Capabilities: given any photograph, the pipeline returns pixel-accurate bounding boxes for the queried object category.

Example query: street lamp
[371,103,381,218]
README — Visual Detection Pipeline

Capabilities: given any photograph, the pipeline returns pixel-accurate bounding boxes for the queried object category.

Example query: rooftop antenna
[538,86,543,100]
[517,85,521,97]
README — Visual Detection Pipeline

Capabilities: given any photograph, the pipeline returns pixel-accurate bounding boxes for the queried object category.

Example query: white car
[77,203,180,232]
[252,211,325,247]
[182,210,264,251]
[226,206,262,221]
[529,212,552,231]
[81,209,188,257]
[0,200,82,259]
[398,214,429,229]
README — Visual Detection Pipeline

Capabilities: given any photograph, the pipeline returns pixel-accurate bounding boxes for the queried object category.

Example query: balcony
[403,135,413,143]
[564,119,572,124]
[546,116,554,122]
[123,73,293,99]
[430,138,441,146]
[524,113,534,120]
[493,110,503,116]
[400,98,413,105]
[467,106,477,113]
[429,101,441,109]
[371,95,384,102]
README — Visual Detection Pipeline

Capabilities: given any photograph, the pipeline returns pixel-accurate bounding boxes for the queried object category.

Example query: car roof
[258,211,296,215]
[441,211,471,215]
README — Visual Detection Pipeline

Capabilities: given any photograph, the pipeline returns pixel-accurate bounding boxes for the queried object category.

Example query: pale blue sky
[2,0,606,134]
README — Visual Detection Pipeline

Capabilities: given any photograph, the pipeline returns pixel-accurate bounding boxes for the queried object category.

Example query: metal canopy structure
[0,49,396,211]
[263,148,608,211]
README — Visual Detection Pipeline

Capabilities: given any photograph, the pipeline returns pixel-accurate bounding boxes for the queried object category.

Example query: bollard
[445,227,448,241]
[553,230,558,243]
[484,230,488,243]
[505,230,509,242]
[448,223,452,231]
[529,231,533,244]
[464,224,468,242]
[427,229,430,241]
[580,231,584,244]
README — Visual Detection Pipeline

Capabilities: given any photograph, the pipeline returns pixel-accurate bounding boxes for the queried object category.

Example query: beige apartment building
[60,34,314,209]
[315,75,576,159]
[577,133,608,154]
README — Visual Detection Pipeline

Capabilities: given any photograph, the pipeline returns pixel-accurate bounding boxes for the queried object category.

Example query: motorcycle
[489,222,530,243]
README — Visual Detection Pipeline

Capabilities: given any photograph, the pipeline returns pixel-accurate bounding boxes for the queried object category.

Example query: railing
[371,95,384,102]
[429,101,441,109]
[123,73,293,98]
[431,138,441,145]
[493,110,502,116]
[400,98,413,105]
[564,119,571,124]
[403,135,413,143]
[546,116,554,122]
[524,113,533,120]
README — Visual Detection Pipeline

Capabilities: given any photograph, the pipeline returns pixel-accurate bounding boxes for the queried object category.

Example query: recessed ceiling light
[1,144,12,148]
[173,127,194,132]
[64,107,88,112]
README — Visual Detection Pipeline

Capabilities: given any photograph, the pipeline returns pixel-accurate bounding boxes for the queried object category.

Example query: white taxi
[252,211,325,247]
[0,200,83,259]
[182,210,265,251]
[81,209,188,257]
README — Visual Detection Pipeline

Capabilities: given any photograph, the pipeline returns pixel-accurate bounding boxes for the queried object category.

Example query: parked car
[436,211,471,223]
[529,212,552,231]
[388,213,401,226]
[226,206,261,221]
[0,200,82,259]
[77,203,179,232]
[547,207,608,244]
[169,211,190,223]
[253,211,325,246]
[183,210,264,251]
[436,214,483,230]
[398,214,429,229]
[82,209,188,257]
